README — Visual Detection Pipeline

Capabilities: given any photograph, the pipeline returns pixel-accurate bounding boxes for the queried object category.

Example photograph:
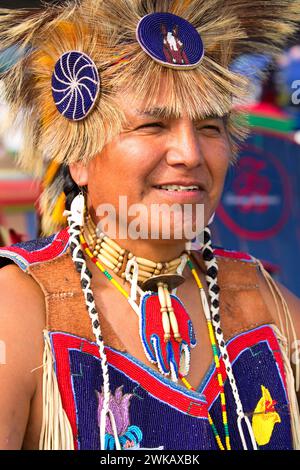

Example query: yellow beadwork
[188,259,231,451]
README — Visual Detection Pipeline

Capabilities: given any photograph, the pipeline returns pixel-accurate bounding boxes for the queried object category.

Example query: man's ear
[69,162,89,187]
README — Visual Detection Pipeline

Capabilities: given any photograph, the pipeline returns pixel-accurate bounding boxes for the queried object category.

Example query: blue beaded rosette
[52,51,100,121]
[136,12,204,69]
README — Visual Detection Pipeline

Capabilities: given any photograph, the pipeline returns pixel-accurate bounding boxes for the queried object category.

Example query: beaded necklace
[84,213,182,282]
[80,232,231,450]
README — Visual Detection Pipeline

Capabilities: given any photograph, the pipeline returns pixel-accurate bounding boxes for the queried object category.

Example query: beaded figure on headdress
[1,0,300,451]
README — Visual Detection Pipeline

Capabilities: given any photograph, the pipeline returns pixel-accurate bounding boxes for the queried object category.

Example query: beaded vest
[0,229,295,450]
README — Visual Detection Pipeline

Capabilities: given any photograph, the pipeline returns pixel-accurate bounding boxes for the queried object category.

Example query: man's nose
[165,119,204,169]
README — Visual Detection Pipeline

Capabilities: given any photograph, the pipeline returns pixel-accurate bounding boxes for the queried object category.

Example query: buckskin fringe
[39,330,74,450]
[272,325,300,450]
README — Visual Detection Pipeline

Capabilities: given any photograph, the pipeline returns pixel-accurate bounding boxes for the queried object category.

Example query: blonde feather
[0,0,299,232]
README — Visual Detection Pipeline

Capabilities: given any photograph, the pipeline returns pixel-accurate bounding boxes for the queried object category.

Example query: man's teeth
[157,185,199,192]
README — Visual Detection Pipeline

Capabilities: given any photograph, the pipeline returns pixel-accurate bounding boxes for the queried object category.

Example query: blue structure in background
[213,130,300,297]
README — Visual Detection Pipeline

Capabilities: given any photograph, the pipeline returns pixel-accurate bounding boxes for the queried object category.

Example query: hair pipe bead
[158,283,167,308]
[136,257,157,268]
[137,264,155,274]
[99,249,118,266]
[101,241,120,258]
[103,236,123,253]
[165,267,179,274]
[138,273,155,281]
[97,254,115,270]
[138,269,153,278]
[160,308,171,342]
[169,309,182,343]
[168,258,182,267]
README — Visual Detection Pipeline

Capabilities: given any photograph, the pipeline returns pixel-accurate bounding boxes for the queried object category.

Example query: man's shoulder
[213,246,257,265]
[0,228,70,272]
[192,244,259,273]
[214,246,263,289]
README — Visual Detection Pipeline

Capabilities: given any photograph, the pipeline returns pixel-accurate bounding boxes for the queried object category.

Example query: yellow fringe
[39,330,74,450]
[272,325,300,450]
[42,161,61,189]
[51,192,67,225]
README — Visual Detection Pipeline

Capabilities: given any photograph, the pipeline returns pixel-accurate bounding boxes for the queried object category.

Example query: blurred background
[0,1,300,296]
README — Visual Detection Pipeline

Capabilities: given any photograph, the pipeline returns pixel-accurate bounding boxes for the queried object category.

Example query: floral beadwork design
[96,386,143,450]
[252,385,281,446]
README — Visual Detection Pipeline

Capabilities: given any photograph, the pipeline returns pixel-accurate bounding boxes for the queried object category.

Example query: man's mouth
[154,184,201,192]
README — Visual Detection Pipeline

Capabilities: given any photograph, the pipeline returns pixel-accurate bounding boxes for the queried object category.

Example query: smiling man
[0,0,300,451]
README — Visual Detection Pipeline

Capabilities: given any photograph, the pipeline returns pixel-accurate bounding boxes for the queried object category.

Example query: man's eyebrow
[200,114,225,121]
[136,107,172,118]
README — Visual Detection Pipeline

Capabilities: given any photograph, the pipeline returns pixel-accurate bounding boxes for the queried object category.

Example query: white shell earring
[64,193,85,227]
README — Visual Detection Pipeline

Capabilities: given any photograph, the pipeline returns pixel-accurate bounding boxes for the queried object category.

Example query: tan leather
[28,249,273,348]
[190,251,273,340]
[28,251,126,351]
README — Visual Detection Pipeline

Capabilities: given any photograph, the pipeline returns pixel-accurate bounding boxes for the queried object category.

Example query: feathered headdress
[0,0,299,234]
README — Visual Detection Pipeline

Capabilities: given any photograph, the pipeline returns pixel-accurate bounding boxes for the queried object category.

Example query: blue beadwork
[136,12,204,69]
[52,51,100,121]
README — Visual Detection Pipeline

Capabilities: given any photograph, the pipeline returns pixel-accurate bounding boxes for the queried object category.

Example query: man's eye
[136,122,163,130]
[199,125,221,133]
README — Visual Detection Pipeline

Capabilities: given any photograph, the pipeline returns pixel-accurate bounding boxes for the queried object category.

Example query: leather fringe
[257,260,299,392]
[39,330,74,450]
[272,325,300,450]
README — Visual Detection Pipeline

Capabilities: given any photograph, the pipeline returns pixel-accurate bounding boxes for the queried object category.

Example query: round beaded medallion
[52,51,100,121]
[136,12,204,69]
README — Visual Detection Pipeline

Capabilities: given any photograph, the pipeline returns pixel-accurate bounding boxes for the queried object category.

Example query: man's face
[73,91,231,241]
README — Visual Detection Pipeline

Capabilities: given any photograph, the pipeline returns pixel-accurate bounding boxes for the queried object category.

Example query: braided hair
[63,165,81,211]
[202,226,257,450]
[63,166,120,450]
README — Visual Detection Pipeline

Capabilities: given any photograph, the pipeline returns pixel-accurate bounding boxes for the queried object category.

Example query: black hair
[63,165,81,210]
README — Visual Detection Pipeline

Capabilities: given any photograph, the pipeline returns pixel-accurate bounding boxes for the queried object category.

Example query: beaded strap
[65,195,121,450]
[187,258,230,450]
[201,227,257,450]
